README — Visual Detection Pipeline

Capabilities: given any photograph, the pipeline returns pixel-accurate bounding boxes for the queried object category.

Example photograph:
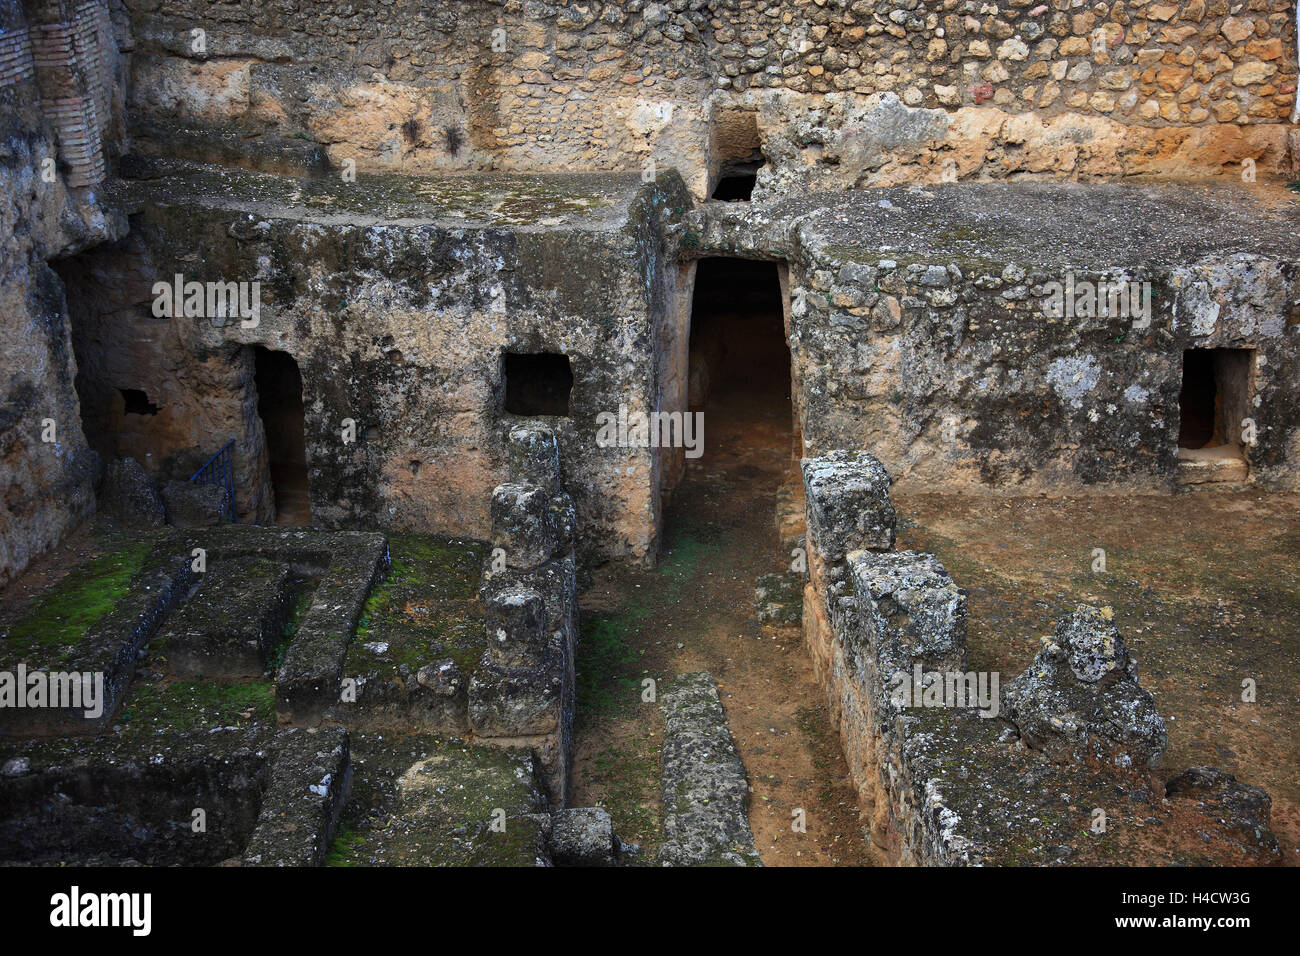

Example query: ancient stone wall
[685,183,1300,492]
[121,1,1298,197]
[471,422,577,805]
[0,0,126,585]
[72,168,690,562]
[57,232,277,524]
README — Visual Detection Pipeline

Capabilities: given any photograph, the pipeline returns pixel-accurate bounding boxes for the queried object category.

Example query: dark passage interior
[503,352,574,416]
[571,259,877,865]
[684,256,796,515]
[711,161,763,201]
[1178,348,1252,455]
[252,346,311,526]
[709,108,765,201]
[688,258,791,426]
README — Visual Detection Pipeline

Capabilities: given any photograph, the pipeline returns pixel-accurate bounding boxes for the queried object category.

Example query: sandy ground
[895,489,1300,862]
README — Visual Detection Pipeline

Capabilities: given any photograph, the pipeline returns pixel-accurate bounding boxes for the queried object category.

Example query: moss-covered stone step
[325,536,487,733]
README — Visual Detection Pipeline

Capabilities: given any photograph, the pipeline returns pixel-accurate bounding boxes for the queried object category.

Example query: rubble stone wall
[121,1,1299,197]
[799,449,1279,866]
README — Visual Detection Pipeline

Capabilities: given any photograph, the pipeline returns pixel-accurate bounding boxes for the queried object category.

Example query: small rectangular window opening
[503,352,573,416]
[119,388,159,416]
[709,109,764,202]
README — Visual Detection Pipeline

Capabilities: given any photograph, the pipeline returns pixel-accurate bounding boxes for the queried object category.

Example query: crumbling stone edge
[469,421,578,808]
[799,448,1280,865]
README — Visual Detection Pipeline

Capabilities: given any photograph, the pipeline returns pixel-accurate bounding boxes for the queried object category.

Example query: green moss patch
[348,535,488,682]
[116,678,276,734]
[575,606,652,723]
[585,739,663,854]
[1,541,154,667]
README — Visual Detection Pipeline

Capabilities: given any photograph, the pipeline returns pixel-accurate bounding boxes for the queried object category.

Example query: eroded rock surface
[657,671,761,867]
[1004,605,1168,769]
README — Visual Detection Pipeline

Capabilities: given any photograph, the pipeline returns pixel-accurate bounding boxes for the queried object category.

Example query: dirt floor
[570,377,881,865]
[893,488,1300,863]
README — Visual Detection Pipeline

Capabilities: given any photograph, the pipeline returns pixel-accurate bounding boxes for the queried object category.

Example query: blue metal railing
[189,440,237,523]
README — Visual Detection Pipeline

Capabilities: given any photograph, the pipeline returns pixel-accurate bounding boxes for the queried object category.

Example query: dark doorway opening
[503,352,573,416]
[1178,348,1252,453]
[688,258,792,468]
[252,346,311,526]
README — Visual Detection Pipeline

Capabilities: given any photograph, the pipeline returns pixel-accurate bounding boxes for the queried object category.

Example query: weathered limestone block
[415,658,463,698]
[801,450,896,561]
[1165,766,1281,862]
[657,671,761,867]
[1003,605,1167,768]
[490,482,574,570]
[847,550,968,692]
[484,587,547,669]
[243,727,351,867]
[471,425,579,807]
[467,663,563,738]
[548,807,617,866]
[269,531,391,724]
[99,458,165,528]
[481,554,577,653]
[506,422,563,497]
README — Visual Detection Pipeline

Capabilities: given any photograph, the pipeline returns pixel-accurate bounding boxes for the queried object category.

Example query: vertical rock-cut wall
[683,185,1300,492]
[0,0,124,585]
[56,234,276,524]
[79,170,691,563]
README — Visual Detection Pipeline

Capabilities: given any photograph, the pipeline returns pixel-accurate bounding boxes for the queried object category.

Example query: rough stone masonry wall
[792,232,1300,491]
[746,0,1300,191]
[798,449,1279,865]
[121,1,1299,198]
[122,0,717,194]
[0,0,126,585]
